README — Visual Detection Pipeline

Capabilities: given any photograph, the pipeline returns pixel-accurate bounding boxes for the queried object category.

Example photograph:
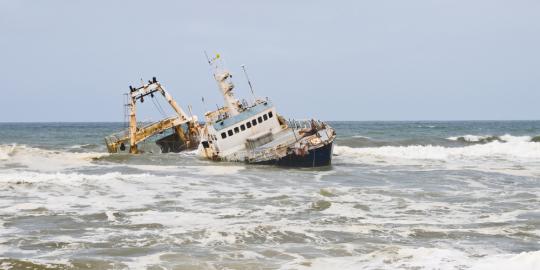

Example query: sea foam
[0,144,107,171]
[281,248,540,270]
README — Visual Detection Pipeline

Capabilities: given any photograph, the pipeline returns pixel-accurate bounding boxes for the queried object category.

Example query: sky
[0,0,539,122]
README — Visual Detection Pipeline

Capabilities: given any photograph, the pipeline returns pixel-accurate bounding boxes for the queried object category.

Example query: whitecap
[0,144,16,161]
[333,141,540,176]
[447,134,532,143]
[447,134,493,142]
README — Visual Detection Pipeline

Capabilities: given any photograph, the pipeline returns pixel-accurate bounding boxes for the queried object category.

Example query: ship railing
[104,119,171,145]
[286,119,326,130]
[105,130,129,145]
[241,144,288,163]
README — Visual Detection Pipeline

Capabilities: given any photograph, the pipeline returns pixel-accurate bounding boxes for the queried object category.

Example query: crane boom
[105,77,200,154]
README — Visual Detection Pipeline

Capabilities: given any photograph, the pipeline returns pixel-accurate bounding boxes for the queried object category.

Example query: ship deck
[257,128,301,150]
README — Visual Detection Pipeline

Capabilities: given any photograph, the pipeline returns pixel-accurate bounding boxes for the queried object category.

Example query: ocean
[0,121,539,269]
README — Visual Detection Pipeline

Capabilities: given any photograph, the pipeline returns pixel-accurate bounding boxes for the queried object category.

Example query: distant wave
[68,143,99,150]
[352,135,372,139]
[335,133,540,151]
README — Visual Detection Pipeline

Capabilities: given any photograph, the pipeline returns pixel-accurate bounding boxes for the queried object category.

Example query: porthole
[234,127,239,134]
[221,132,227,139]
[268,111,273,118]
[258,116,263,123]
[241,124,246,131]
[252,119,257,126]
[247,122,252,128]
[263,114,268,121]
[228,130,233,136]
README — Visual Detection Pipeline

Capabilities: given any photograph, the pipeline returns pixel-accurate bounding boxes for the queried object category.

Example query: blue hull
[253,142,333,167]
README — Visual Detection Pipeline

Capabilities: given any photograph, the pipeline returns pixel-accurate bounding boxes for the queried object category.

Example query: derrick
[104,77,200,154]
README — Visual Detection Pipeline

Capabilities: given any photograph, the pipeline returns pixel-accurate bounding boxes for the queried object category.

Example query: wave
[352,135,371,139]
[446,134,533,144]
[339,134,540,149]
[68,143,100,150]
[0,144,108,171]
[335,140,540,161]
[0,144,16,161]
[333,140,540,175]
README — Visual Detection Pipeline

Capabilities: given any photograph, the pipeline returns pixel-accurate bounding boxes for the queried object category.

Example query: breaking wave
[0,144,16,161]
[334,140,540,161]
[334,139,540,175]
[0,144,108,171]
[446,134,534,144]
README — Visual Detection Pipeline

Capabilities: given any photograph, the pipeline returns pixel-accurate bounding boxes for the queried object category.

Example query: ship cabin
[203,100,283,157]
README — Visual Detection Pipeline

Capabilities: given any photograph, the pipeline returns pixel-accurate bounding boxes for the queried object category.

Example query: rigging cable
[151,95,168,118]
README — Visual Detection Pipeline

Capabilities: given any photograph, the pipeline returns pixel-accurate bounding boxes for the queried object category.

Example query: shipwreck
[105,56,336,167]
[104,77,200,154]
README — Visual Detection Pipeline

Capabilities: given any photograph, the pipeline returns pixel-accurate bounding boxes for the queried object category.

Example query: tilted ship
[197,56,335,167]
[105,56,336,167]
[104,78,201,155]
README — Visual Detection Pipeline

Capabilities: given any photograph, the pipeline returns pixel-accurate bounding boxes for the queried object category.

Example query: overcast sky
[1,0,539,121]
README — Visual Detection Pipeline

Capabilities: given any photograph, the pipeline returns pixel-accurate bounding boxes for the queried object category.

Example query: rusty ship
[104,77,200,155]
[105,56,335,167]
[197,55,335,167]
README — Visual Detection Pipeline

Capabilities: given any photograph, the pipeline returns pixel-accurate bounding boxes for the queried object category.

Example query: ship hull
[253,142,333,167]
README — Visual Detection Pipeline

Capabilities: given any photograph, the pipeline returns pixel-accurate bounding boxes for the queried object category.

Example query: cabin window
[234,127,239,134]
[258,116,263,123]
[202,141,210,148]
[228,130,233,136]
[268,111,273,118]
[263,114,268,121]
[246,122,252,128]
[252,119,257,126]
[240,124,246,131]
[221,132,227,139]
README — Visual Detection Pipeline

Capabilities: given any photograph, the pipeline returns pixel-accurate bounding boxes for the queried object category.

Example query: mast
[128,87,138,154]
[125,78,195,154]
[207,53,241,117]
[241,64,256,102]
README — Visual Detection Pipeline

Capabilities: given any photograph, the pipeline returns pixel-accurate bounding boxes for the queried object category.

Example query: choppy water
[1,121,539,269]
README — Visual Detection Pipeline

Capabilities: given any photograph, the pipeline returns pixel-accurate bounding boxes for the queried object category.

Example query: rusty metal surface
[105,78,200,154]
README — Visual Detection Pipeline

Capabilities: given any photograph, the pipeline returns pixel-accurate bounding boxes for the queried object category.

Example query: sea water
[0,121,539,269]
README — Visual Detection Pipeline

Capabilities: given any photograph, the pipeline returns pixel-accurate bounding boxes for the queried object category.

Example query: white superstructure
[198,56,286,160]
[197,55,335,166]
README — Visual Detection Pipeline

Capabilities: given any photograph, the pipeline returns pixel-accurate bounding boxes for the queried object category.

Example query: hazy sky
[1,0,539,121]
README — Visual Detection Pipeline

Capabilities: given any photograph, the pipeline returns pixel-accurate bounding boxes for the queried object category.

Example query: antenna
[241,64,256,101]
[187,104,193,118]
[204,51,212,65]
[201,97,208,113]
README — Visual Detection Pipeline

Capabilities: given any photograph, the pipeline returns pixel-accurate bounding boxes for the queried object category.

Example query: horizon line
[1,120,540,123]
